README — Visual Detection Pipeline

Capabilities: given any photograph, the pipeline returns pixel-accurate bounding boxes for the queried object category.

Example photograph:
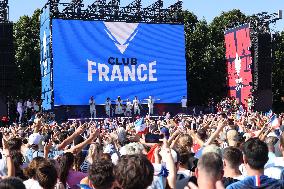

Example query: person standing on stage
[246,94,254,113]
[133,96,140,115]
[89,96,96,118]
[124,99,132,117]
[115,96,123,116]
[147,96,154,116]
[105,97,112,117]
[181,96,187,113]
[17,100,23,123]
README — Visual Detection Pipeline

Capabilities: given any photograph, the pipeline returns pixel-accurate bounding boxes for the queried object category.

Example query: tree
[272,31,284,112]
[13,9,41,99]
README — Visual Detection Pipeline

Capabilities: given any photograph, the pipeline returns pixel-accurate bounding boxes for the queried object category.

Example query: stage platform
[54,104,208,122]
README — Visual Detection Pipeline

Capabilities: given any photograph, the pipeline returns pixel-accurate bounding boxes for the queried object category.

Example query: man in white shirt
[147,96,154,116]
[133,96,140,115]
[125,99,132,117]
[105,97,112,117]
[265,132,284,179]
[17,100,23,123]
[115,96,123,116]
[89,96,96,118]
[181,96,187,114]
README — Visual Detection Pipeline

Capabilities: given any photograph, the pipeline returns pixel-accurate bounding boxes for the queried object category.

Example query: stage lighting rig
[49,0,60,16]
[249,10,283,34]
[104,0,120,21]
[143,0,163,23]
[119,0,142,22]
[167,1,183,23]
[0,0,9,22]
[85,0,106,19]
[61,0,85,19]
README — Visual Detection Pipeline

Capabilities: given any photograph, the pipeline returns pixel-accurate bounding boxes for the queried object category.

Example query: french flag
[135,117,146,133]
[268,115,280,129]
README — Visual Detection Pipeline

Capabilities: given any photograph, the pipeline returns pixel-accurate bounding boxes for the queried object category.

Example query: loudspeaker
[251,33,273,111]
[0,22,16,95]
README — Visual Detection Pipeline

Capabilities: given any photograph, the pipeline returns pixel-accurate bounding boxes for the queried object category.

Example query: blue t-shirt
[226,175,284,189]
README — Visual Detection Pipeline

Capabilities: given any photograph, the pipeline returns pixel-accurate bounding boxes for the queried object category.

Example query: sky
[8,0,284,32]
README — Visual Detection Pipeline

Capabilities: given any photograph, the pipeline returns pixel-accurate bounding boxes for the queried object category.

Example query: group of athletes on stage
[89,96,188,118]
[89,96,166,118]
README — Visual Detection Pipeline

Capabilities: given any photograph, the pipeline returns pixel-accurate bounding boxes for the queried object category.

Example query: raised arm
[57,124,85,150]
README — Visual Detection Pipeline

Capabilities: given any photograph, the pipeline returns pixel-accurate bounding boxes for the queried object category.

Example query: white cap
[28,133,42,145]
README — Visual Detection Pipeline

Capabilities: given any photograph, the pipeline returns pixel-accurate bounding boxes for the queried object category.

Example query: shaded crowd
[0,107,284,189]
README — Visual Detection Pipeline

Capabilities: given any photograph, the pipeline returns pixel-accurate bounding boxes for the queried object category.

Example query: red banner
[224,24,253,108]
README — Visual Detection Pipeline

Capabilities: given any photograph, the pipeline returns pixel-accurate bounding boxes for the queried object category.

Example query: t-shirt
[27,101,32,108]
[89,99,96,109]
[133,99,139,108]
[67,170,87,189]
[24,179,42,189]
[226,175,284,189]
[265,157,284,180]
[181,99,187,108]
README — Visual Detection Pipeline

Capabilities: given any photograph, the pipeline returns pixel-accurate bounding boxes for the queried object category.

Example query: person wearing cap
[25,133,44,162]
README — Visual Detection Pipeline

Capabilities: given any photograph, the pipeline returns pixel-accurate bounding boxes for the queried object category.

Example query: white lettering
[137,64,147,81]
[88,60,96,81]
[111,65,123,81]
[98,63,110,81]
[124,65,136,81]
[149,61,157,81]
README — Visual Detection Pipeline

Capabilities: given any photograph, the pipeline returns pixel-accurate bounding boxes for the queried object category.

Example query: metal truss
[46,0,183,24]
[0,0,9,22]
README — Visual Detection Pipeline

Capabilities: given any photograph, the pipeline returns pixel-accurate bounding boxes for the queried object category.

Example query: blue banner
[52,19,187,105]
[40,5,52,110]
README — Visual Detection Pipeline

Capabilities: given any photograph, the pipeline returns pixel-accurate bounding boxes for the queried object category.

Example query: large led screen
[40,5,52,110]
[52,19,187,105]
[225,24,253,107]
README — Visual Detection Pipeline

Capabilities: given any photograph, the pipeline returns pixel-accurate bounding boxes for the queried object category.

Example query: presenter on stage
[125,99,132,117]
[105,97,112,117]
[181,96,187,113]
[147,96,155,116]
[89,96,96,118]
[133,96,141,115]
[115,96,123,116]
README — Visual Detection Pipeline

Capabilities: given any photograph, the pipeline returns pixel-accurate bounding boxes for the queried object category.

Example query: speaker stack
[0,22,16,116]
[251,33,273,112]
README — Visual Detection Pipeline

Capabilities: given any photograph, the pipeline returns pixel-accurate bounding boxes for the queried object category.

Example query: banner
[225,24,253,107]
[40,5,52,110]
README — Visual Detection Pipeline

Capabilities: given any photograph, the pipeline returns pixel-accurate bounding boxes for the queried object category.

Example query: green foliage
[13,9,41,98]
[272,32,284,112]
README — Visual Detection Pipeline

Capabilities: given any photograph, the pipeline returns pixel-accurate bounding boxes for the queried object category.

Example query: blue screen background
[40,5,52,110]
[52,19,187,105]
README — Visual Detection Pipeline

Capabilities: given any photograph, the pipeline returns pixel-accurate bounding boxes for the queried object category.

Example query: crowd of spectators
[0,102,283,189]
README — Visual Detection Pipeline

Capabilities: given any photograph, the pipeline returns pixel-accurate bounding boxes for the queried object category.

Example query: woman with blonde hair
[80,143,102,173]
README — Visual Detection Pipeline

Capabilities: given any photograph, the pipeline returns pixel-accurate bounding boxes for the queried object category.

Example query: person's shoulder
[226,179,246,189]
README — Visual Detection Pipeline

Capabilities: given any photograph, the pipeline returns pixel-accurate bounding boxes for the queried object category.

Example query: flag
[268,115,280,129]
[266,109,273,117]
[135,117,146,133]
